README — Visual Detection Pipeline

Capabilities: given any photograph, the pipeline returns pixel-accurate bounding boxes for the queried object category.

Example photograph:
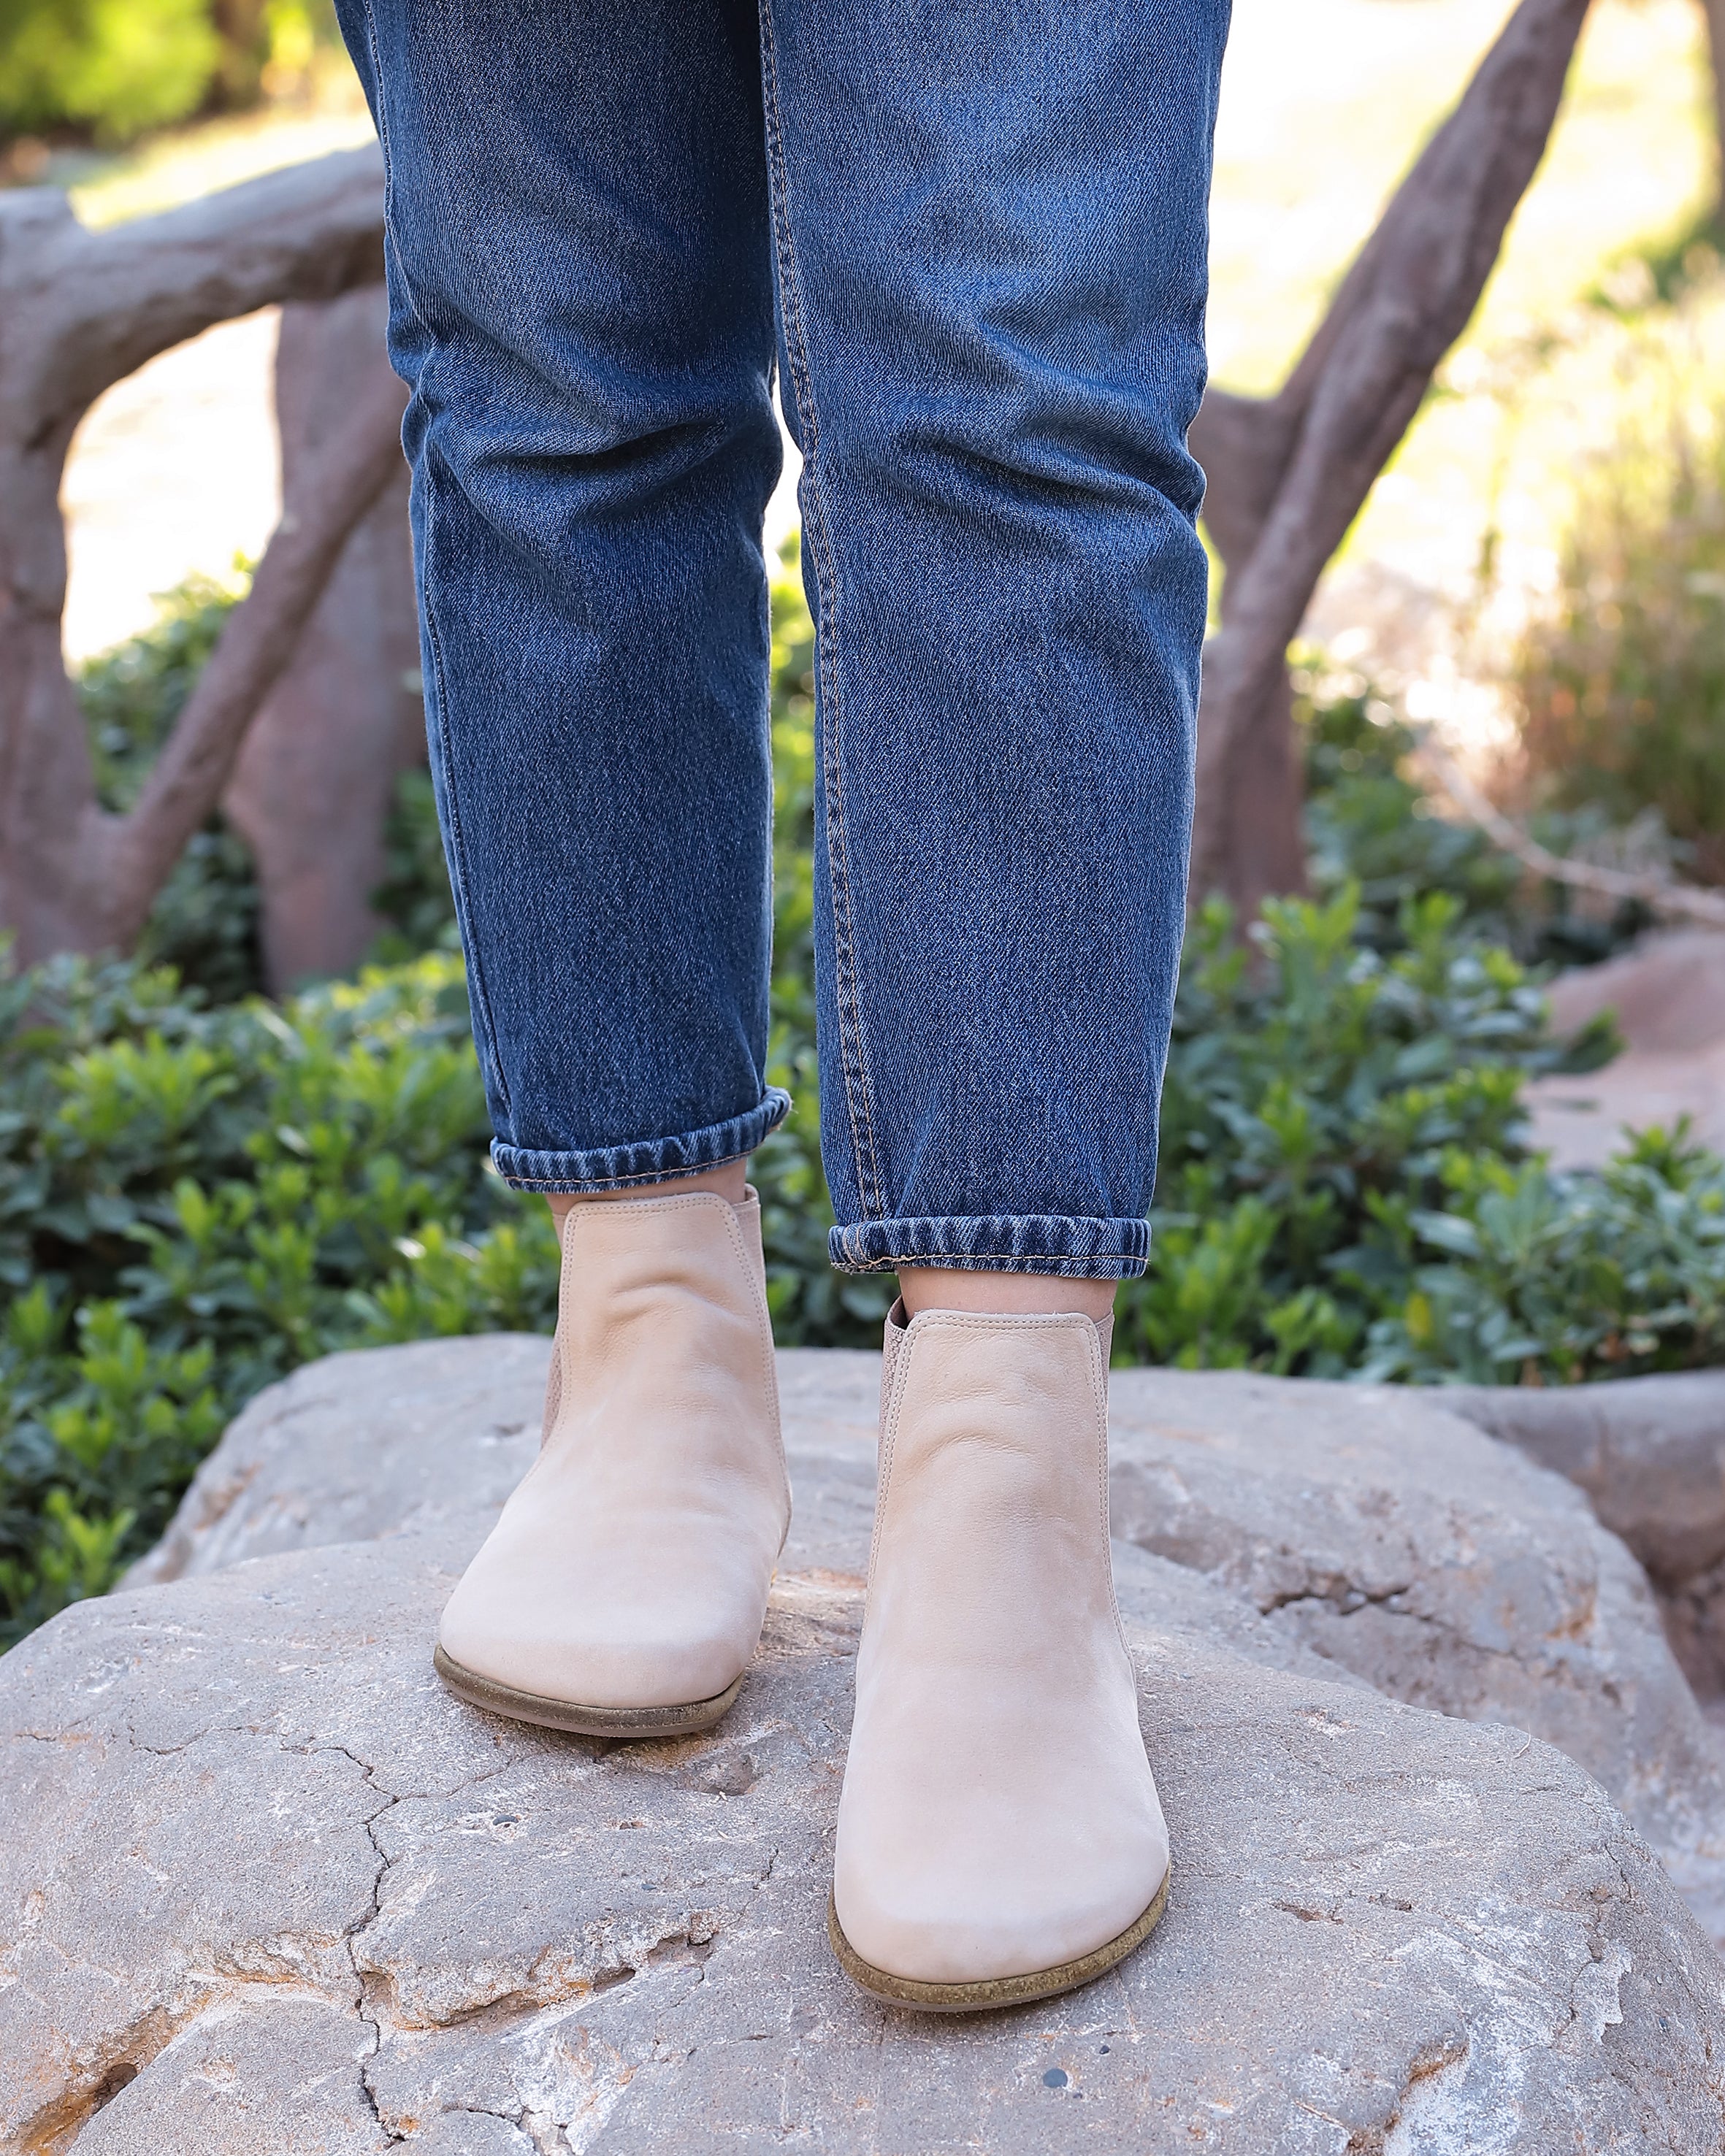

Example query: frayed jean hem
[829,1213,1150,1280]
[493,1089,792,1192]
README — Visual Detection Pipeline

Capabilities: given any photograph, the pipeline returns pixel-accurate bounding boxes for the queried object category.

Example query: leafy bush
[0,0,343,147]
[0,0,219,145]
[1104,883,1725,1388]
[0,949,557,1641]
[77,573,265,1004]
[13,540,1721,1646]
[1362,1127,1725,1384]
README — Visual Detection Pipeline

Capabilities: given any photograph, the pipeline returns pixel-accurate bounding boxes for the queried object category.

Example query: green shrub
[1118,883,1619,1378]
[0,0,341,146]
[12,540,1720,1646]
[77,573,266,1004]
[0,948,562,1641]
[1361,1127,1725,1384]
[0,0,220,145]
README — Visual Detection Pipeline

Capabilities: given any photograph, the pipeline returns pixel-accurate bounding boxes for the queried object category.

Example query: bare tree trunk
[0,147,398,966]
[209,0,272,110]
[1703,0,1725,213]
[1190,0,1593,921]
[224,287,424,991]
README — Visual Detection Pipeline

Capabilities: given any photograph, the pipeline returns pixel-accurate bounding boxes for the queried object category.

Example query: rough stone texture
[1104,1366,1725,1933]
[9,1486,1725,2147]
[9,1340,1725,2146]
[1441,1372,1725,1591]
[131,1340,1725,1942]
[124,1332,556,1588]
[1439,1373,1725,1711]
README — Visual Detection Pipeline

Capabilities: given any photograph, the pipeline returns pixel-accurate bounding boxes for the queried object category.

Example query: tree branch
[21,145,384,442]
[1415,730,1725,929]
[1190,0,1591,902]
[96,356,407,944]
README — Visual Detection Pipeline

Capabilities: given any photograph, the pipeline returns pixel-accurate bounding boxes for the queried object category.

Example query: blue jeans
[335,0,1228,1281]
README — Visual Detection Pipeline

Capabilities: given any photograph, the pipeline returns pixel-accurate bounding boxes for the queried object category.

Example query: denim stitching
[844,1255,1146,1273]
[352,0,512,1119]
[496,1092,789,1191]
[832,1224,1149,1272]
[757,0,886,1224]
[502,1143,765,1193]
[420,499,513,1116]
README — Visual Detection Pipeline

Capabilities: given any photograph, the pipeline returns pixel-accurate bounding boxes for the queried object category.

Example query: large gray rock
[7,1497,1725,2148]
[131,1340,1725,1941]
[1440,1373,1725,1697]
[1104,1366,1725,1932]
[1442,1373,1725,1588]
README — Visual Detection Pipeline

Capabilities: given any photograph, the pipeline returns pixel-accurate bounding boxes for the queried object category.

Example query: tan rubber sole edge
[827,1866,1171,2014]
[432,1643,744,1739]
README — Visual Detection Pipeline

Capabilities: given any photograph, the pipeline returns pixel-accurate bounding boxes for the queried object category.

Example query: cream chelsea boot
[435,1188,790,1738]
[829,1305,1169,2010]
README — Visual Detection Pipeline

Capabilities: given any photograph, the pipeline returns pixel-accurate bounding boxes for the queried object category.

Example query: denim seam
[351,0,512,1119]
[757,1,887,1226]
[832,1219,1149,1268]
[501,1143,762,1194]
[494,1089,789,1192]
[840,1254,1144,1270]
[420,496,513,1116]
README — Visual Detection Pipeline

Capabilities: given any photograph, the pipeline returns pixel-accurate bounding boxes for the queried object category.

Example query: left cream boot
[829,1304,1169,2010]
[435,1188,789,1738]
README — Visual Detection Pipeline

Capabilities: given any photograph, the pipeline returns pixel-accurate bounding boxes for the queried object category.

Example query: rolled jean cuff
[492,1089,792,1193]
[828,1213,1150,1280]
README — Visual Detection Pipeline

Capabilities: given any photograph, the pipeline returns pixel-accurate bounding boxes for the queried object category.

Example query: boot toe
[439,1581,751,1710]
[833,1825,1169,1987]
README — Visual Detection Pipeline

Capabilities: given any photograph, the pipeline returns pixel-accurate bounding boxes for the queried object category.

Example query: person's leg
[761,0,1222,1303]
[334,0,791,1733]
[758,0,1228,2003]
[334,0,785,1192]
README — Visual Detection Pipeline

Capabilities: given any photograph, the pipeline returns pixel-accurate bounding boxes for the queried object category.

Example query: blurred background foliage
[0,0,339,151]
[1510,291,1725,881]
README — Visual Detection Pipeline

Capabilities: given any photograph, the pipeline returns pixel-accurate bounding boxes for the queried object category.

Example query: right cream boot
[435,1188,789,1738]
[829,1304,1169,2011]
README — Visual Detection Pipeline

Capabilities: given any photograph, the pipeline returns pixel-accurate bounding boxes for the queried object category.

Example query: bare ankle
[898,1267,1116,1323]
[544,1157,750,1232]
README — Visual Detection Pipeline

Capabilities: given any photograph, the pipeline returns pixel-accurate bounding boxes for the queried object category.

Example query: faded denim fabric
[334,0,1229,1279]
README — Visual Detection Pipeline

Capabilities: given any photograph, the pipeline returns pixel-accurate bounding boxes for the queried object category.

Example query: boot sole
[827,1866,1170,2013]
[432,1643,744,1739]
